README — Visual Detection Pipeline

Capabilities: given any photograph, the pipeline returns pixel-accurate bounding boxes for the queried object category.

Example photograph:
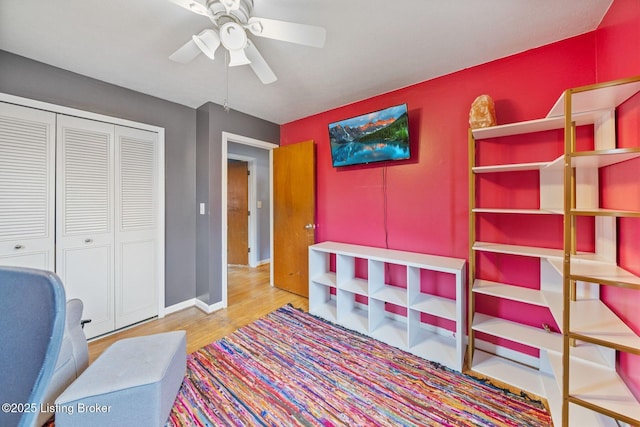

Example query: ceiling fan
[168,0,327,84]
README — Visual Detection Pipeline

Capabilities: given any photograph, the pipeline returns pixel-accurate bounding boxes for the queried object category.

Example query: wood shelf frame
[469,75,640,426]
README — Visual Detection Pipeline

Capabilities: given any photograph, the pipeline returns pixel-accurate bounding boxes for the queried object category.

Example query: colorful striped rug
[167,305,552,426]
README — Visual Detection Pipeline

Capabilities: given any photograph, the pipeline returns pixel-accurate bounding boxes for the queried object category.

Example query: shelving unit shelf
[309,241,466,372]
[468,75,640,427]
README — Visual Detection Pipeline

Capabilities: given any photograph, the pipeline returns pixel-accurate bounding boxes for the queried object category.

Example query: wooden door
[227,159,249,265]
[56,115,115,339]
[273,140,315,297]
[0,103,55,270]
[114,125,159,329]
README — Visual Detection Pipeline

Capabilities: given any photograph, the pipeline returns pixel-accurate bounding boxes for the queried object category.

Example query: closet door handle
[84,238,93,244]
[14,244,24,250]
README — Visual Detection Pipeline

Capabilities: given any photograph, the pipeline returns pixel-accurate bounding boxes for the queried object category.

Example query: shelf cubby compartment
[336,289,368,335]
[369,299,408,349]
[407,309,461,369]
[308,281,337,323]
[308,249,337,322]
[569,261,640,290]
[408,293,456,321]
[471,349,547,397]
[569,298,640,354]
[565,356,640,426]
[368,259,407,307]
[472,241,564,260]
[546,348,639,427]
[473,279,549,307]
[472,313,562,355]
[473,154,565,215]
[335,253,369,294]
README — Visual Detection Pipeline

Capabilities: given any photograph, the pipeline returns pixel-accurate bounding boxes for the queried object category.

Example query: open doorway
[221,132,277,307]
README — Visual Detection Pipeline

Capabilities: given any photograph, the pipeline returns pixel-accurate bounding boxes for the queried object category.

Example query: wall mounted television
[328,103,410,167]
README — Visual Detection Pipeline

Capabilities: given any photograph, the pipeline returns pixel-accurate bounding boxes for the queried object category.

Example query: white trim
[269,149,274,288]
[221,132,277,308]
[0,93,163,133]
[86,316,157,343]
[157,127,166,318]
[256,258,271,266]
[1,91,166,320]
[164,298,196,315]
[227,153,258,267]
[195,298,225,314]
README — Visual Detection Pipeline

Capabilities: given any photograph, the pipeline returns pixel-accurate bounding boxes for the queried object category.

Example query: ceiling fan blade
[245,40,277,84]
[167,0,208,16]
[246,17,326,48]
[169,39,202,63]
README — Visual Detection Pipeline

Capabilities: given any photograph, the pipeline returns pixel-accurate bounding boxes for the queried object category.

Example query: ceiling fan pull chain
[224,49,230,112]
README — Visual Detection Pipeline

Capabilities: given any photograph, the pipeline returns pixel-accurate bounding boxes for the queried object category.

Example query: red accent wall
[595,0,640,400]
[282,35,595,256]
[281,0,640,397]
[282,34,595,357]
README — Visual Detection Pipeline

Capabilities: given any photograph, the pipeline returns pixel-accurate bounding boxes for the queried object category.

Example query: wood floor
[87,264,541,412]
[88,264,309,363]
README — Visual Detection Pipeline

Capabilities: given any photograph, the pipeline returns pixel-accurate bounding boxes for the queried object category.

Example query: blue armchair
[0,267,65,427]
[36,299,89,426]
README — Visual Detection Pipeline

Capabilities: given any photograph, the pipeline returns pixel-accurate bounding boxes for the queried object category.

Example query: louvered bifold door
[56,115,115,339]
[114,126,159,328]
[0,103,55,270]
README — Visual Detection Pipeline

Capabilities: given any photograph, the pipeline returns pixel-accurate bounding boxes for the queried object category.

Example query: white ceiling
[0,0,612,124]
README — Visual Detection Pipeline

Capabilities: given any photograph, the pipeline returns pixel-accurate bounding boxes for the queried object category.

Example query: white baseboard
[195,299,225,314]
[164,298,196,315]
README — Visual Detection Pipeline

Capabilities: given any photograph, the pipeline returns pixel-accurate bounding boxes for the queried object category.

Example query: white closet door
[56,115,115,339]
[0,102,55,270]
[114,126,159,328]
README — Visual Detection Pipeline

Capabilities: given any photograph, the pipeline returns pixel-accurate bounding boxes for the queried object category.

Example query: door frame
[221,132,277,307]
[227,154,256,266]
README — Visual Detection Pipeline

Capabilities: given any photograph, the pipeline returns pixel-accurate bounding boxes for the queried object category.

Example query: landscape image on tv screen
[328,104,410,167]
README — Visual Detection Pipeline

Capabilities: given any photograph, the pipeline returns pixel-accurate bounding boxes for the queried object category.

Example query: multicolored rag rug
[167,305,552,426]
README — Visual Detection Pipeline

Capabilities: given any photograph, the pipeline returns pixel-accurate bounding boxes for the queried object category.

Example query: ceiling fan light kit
[169,0,327,84]
[192,29,220,60]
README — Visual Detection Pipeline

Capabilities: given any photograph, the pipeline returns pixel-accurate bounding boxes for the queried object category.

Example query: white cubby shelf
[308,241,466,372]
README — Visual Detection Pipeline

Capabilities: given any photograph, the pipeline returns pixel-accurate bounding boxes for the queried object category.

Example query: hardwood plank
[88,264,309,362]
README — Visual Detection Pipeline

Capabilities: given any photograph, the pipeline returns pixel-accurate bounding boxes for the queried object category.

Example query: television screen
[328,104,410,167]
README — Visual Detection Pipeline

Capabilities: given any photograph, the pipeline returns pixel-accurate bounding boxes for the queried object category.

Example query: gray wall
[0,50,196,306]
[196,102,279,305]
[228,141,271,262]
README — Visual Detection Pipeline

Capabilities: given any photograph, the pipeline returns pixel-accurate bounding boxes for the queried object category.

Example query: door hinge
[248,210,250,216]
[248,247,251,253]
[247,170,250,176]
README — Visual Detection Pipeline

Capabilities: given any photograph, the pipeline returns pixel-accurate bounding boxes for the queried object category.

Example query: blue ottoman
[55,331,186,427]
